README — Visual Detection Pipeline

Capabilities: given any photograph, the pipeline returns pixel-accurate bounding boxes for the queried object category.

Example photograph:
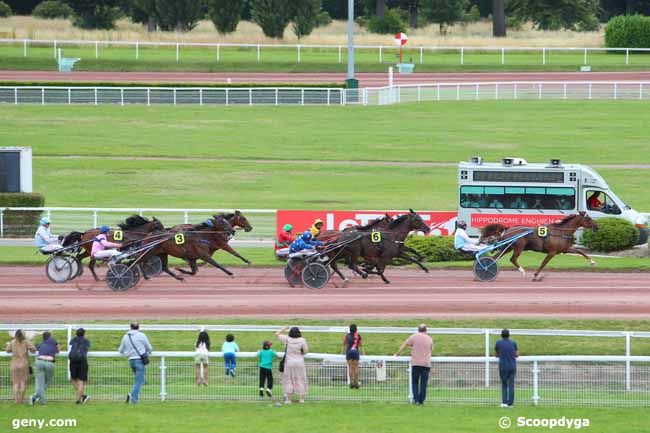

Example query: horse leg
[376,263,391,284]
[329,260,348,282]
[201,254,234,277]
[533,251,558,282]
[403,246,424,261]
[160,254,184,281]
[88,258,100,282]
[176,259,198,276]
[509,246,526,277]
[219,244,252,265]
[400,253,429,273]
[567,247,596,266]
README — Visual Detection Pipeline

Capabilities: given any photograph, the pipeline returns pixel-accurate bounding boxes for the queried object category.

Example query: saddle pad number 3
[175,233,185,245]
[371,231,382,243]
[537,226,548,237]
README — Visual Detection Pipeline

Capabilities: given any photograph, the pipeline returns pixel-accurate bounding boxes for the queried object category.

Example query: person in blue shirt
[221,334,239,377]
[289,230,324,254]
[34,217,62,253]
[494,329,519,408]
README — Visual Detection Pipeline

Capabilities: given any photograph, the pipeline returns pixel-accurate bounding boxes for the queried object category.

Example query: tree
[4,0,41,14]
[509,0,600,31]
[155,0,205,32]
[492,0,505,36]
[250,0,292,39]
[600,0,650,21]
[322,0,365,19]
[64,0,122,29]
[291,0,320,39]
[422,0,468,34]
[376,0,385,18]
[127,0,158,32]
[208,0,245,35]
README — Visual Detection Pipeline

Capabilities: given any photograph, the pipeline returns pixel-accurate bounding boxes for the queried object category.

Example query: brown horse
[62,215,164,282]
[497,212,598,281]
[145,215,235,281]
[479,223,508,244]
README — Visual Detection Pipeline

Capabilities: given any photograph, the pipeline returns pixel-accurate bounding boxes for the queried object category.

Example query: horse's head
[407,209,431,234]
[218,210,253,232]
[62,231,83,247]
[212,215,236,237]
[150,217,165,232]
[579,211,598,232]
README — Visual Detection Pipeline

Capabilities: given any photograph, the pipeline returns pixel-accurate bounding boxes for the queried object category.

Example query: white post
[625,49,629,65]
[484,329,490,387]
[538,83,542,100]
[94,88,98,105]
[199,88,203,106]
[583,48,588,65]
[66,325,72,381]
[297,45,301,63]
[408,362,413,403]
[460,47,464,65]
[41,87,45,105]
[275,88,279,106]
[92,210,98,228]
[379,46,383,63]
[417,85,421,102]
[120,88,124,106]
[640,83,643,100]
[475,83,479,100]
[249,88,253,106]
[176,43,179,61]
[226,88,229,106]
[68,87,71,105]
[419,47,423,64]
[216,44,220,61]
[542,47,546,65]
[136,43,139,60]
[501,47,505,65]
[160,356,167,401]
[588,83,592,100]
[327,88,330,106]
[495,83,498,100]
[301,88,305,106]
[147,88,150,106]
[14,87,18,105]
[257,44,261,61]
[614,83,617,100]
[437,83,440,101]
[563,83,567,100]
[338,45,342,63]
[456,84,460,101]
[95,41,99,58]
[532,360,540,406]
[23,39,27,57]
[514,83,517,100]
[183,211,189,224]
[388,66,393,87]
[625,332,631,391]
[0,210,3,237]
[363,88,368,106]
[173,89,177,106]
[53,40,57,58]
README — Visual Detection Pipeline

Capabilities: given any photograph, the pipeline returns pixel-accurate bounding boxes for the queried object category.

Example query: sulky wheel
[473,256,500,282]
[141,256,163,279]
[301,262,330,290]
[67,256,81,281]
[45,255,73,283]
[285,259,305,287]
[106,263,139,292]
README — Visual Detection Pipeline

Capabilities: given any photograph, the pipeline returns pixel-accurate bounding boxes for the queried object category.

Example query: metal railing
[1,351,649,405]
[0,86,348,106]
[364,81,650,105]
[3,38,650,66]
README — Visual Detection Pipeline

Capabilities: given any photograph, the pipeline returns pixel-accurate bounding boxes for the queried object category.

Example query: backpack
[68,338,86,362]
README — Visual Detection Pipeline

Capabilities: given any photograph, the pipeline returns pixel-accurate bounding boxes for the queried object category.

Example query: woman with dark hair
[69,328,90,404]
[195,327,211,386]
[341,324,365,389]
[5,329,36,404]
[276,326,309,404]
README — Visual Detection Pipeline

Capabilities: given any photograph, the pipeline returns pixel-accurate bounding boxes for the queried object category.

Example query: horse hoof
[361,273,368,279]
[590,261,597,267]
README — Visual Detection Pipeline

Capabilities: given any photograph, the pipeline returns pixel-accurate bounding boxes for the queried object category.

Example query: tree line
[2,0,649,38]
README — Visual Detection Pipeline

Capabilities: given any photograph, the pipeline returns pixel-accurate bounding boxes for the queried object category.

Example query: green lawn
[3,43,650,73]
[0,402,646,433]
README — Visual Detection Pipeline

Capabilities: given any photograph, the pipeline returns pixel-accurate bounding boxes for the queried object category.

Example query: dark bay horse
[62,215,164,282]
[146,216,236,281]
[496,212,598,281]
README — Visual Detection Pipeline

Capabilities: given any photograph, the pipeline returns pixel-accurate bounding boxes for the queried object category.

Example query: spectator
[31,331,60,405]
[341,324,365,389]
[276,326,309,404]
[221,334,239,377]
[532,196,544,210]
[488,198,504,209]
[118,322,152,404]
[509,196,528,209]
[495,329,518,408]
[5,330,36,404]
[68,328,90,404]
[394,324,433,405]
[275,224,295,259]
[195,327,210,386]
[258,340,278,399]
[310,219,324,238]
[34,217,61,253]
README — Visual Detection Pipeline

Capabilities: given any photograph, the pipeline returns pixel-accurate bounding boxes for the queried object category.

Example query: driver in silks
[289,230,324,255]
[454,220,487,253]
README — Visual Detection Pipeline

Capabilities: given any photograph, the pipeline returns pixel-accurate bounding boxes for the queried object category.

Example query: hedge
[32,0,73,19]
[0,81,346,89]
[582,217,639,252]
[0,193,45,238]
[0,1,11,17]
[366,8,407,35]
[605,15,650,48]
[403,235,472,263]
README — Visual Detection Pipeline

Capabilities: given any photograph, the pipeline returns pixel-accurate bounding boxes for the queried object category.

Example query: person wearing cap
[289,231,324,254]
[91,226,122,261]
[275,224,295,258]
[34,217,62,253]
[257,340,278,398]
[309,219,324,238]
[454,220,486,253]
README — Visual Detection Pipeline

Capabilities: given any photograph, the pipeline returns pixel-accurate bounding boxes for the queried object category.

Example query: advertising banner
[470,213,564,227]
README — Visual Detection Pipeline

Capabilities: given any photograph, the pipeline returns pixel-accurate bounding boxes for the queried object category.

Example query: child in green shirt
[258,341,278,398]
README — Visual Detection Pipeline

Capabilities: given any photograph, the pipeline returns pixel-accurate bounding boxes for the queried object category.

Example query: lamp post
[346,0,358,89]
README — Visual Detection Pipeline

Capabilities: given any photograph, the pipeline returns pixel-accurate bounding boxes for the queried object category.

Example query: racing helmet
[313,218,324,226]
[456,220,468,230]
[99,225,110,234]
[283,223,293,232]
[302,230,313,241]
[40,217,51,226]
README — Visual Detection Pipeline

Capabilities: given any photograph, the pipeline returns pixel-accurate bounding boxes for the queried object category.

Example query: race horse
[485,212,599,281]
[145,215,236,281]
[62,215,164,282]
[331,210,431,284]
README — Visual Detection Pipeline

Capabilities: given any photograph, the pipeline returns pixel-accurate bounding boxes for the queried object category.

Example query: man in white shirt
[34,217,62,253]
[454,220,487,253]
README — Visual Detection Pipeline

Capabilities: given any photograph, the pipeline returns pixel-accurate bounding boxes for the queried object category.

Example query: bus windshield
[460,186,576,211]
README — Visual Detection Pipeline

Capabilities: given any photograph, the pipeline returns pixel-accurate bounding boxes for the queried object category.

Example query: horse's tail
[62,231,83,247]
[479,223,508,243]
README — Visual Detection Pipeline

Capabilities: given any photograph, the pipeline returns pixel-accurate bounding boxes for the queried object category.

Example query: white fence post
[327,89,330,106]
[147,88,150,106]
[68,88,71,105]
[301,88,305,106]
[614,83,617,100]
[226,88,229,106]
[249,88,253,106]
[66,325,72,381]
[538,83,542,100]
[136,42,139,60]
[437,83,440,101]
[257,44,261,62]
[532,360,540,406]
[53,40,57,58]
[588,83,592,100]
[23,39,27,57]
[183,211,189,224]
[275,88,279,106]
[14,87,18,105]
[625,49,629,65]
[216,44,220,61]
[41,88,45,105]
[94,88,98,105]
[456,84,460,101]
[640,83,643,100]
[120,88,124,106]
[338,45,342,63]
[501,47,505,65]
[475,83,479,100]
[95,41,99,58]
[408,362,413,402]
[160,356,167,401]
[92,210,98,228]
[379,46,382,63]
[460,47,464,65]
[563,83,567,100]
[584,48,588,65]
[297,45,301,63]
[420,47,423,64]
[514,83,518,100]
[484,329,490,387]
[0,210,3,238]
[626,332,631,391]
[199,89,203,106]
[173,89,177,106]
[542,47,546,65]
[176,43,179,61]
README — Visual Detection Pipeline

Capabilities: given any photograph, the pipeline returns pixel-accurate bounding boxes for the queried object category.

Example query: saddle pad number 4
[371,231,382,243]
[113,230,123,241]
[537,226,548,237]
[175,233,185,245]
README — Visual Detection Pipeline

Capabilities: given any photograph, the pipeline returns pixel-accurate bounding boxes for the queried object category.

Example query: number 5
[537,226,548,237]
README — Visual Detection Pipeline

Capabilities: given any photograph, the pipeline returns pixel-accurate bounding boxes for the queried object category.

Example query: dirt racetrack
[1,266,649,321]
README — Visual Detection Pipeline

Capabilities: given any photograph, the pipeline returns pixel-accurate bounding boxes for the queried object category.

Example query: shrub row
[605,15,650,48]
[0,81,346,89]
[582,217,639,252]
[404,235,472,263]
[0,193,45,238]
[33,0,72,19]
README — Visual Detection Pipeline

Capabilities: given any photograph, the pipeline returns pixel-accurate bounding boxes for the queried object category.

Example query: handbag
[128,334,150,365]
[278,344,288,373]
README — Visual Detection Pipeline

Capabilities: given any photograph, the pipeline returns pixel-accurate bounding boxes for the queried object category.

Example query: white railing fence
[0,87,348,106]
[1,351,649,405]
[364,81,650,105]
[3,38,650,67]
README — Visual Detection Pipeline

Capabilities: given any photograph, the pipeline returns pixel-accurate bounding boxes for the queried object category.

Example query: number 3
[174,233,185,245]
[537,226,548,237]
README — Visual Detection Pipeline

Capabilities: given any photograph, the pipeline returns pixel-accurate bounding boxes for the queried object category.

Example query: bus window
[460,186,575,210]
[586,190,621,215]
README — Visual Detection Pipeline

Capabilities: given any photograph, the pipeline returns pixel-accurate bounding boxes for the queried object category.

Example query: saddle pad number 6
[113,230,123,241]
[537,226,548,238]
[371,231,382,243]
[175,233,185,245]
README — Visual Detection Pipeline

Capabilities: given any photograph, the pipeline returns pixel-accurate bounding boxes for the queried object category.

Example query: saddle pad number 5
[113,230,123,241]
[371,231,382,243]
[537,226,548,238]
[175,233,185,245]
